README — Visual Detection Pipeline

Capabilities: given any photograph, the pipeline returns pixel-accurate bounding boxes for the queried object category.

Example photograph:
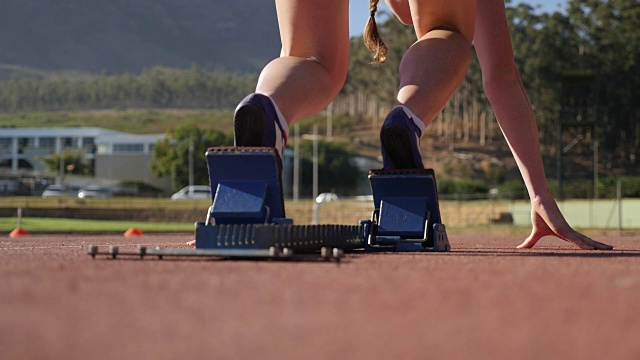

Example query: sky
[348,0,568,36]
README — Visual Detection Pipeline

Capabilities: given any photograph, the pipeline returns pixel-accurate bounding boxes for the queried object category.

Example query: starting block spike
[362,169,450,252]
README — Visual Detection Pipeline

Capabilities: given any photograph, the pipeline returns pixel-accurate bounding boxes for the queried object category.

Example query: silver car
[42,185,67,198]
[171,185,211,200]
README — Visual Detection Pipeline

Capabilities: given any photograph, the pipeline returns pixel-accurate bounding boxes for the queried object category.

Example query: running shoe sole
[234,103,265,147]
[380,124,419,169]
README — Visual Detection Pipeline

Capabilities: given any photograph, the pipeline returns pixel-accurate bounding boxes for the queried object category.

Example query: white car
[171,185,211,200]
[78,185,112,199]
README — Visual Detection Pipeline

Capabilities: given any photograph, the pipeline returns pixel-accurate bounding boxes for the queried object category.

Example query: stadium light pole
[188,138,194,187]
[293,124,300,203]
[302,126,321,224]
[326,102,333,138]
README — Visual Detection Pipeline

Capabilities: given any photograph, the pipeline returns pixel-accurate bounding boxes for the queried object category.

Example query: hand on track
[517,198,613,250]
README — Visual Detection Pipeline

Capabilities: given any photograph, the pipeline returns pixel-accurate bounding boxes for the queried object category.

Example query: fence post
[17,207,23,229]
[617,180,623,230]
[589,197,593,228]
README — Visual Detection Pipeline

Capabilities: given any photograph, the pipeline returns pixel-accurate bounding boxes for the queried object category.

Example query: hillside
[0,0,280,75]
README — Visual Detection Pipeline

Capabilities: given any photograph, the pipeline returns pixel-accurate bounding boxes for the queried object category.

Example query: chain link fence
[1,187,638,229]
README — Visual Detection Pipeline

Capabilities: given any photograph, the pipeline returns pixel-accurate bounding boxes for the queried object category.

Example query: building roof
[0,127,124,138]
[0,127,165,144]
[95,133,165,144]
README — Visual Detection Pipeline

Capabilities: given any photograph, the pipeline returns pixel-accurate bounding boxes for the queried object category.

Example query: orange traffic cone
[124,227,144,237]
[9,228,29,238]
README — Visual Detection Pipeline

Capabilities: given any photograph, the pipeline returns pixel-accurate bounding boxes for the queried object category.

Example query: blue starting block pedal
[195,147,362,255]
[204,146,287,225]
[361,169,450,252]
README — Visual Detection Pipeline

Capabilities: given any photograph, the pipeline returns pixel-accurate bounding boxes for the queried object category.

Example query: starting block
[194,147,362,256]
[89,148,451,262]
[361,169,450,252]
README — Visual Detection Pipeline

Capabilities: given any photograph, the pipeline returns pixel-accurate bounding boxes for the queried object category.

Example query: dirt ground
[1,230,639,360]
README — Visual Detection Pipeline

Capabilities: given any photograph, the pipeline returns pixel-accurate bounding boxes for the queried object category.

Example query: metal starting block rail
[87,245,346,261]
[195,223,363,252]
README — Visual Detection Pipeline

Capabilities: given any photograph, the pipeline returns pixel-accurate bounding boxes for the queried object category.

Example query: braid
[363,0,388,64]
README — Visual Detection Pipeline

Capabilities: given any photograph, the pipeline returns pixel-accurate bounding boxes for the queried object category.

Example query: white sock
[264,95,289,157]
[399,105,425,137]
[265,95,289,136]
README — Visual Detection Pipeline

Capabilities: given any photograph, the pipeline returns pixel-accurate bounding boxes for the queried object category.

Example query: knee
[327,59,348,96]
[311,56,348,100]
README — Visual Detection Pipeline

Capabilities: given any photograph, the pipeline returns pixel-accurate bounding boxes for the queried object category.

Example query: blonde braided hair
[363,0,388,64]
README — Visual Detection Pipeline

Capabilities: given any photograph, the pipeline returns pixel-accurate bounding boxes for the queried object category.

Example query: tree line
[0,65,257,111]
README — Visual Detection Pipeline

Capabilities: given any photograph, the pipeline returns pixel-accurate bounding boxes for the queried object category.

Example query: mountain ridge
[0,0,281,74]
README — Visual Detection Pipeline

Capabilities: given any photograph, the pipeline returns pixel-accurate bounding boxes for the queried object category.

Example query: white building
[94,133,168,189]
[0,127,170,192]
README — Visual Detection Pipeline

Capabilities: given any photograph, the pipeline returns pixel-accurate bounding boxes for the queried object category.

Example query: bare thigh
[275,0,350,78]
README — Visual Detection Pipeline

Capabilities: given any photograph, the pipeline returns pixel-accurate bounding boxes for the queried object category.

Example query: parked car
[42,185,67,198]
[315,192,339,203]
[78,185,112,199]
[171,185,211,200]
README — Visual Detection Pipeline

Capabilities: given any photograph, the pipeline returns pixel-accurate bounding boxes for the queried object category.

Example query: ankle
[396,105,424,136]
[262,94,289,140]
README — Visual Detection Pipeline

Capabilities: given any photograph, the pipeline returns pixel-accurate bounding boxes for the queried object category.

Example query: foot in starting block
[361,169,450,252]
[234,93,288,159]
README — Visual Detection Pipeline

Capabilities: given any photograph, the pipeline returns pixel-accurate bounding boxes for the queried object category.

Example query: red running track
[1,230,639,360]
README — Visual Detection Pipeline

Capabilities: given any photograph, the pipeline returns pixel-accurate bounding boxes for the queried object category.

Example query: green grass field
[1,217,193,233]
[0,109,235,134]
[1,196,212,210]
